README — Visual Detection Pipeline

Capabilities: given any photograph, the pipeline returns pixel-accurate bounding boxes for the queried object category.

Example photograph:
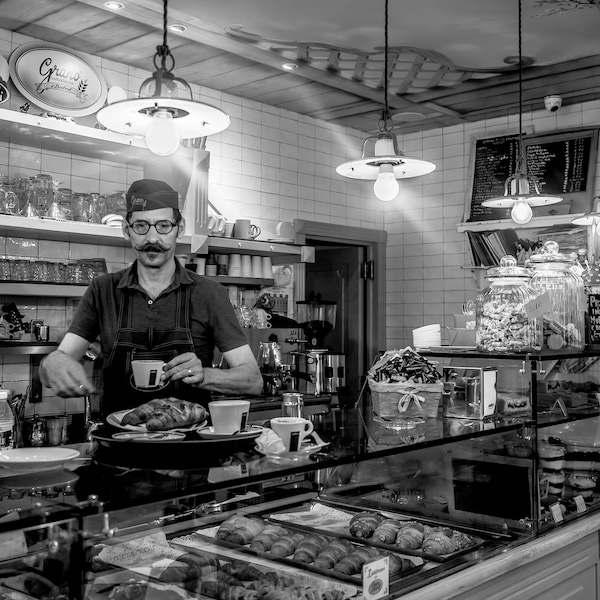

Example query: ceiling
[3,0,600,135]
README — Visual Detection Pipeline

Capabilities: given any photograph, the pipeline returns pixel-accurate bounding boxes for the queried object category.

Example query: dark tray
[180,524,424,586]
[91,426,260,469]
[270,499,490,563]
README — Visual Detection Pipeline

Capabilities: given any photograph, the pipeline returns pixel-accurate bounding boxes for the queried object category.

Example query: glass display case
[0,349,599,600]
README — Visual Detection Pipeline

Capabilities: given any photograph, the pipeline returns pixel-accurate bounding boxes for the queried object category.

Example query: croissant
[121,398,171,425]
[293,534,330,564]
[221,561,265,582]
[176,551,218,571]
[372,519,403,544]
[292,587,345,600]
[313,539,354,570]
[217,514,249,540]
[453,530,475,551]
[226,517,265,545]
[146,399,207,431]
[270,533,305,557]
[333,546,379,575]
[349,511,384,539]
[422,527,456,555]
[249,525,289,552]
[198,580,258,600]
[395,521,425,550]
[385,553,416,575]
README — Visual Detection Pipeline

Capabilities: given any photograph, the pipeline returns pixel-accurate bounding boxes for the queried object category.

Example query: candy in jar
[476,255,542,352]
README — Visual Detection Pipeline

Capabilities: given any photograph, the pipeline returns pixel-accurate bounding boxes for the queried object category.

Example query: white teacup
[209,400,250,434]
[270,417,314,452]
[131,359,165,388]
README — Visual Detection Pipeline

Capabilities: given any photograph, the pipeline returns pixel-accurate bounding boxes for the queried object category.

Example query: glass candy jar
[526,240,585,351]
[476,255,542,352]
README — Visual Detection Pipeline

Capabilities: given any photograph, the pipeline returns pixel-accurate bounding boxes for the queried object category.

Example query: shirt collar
[117,260,194,290]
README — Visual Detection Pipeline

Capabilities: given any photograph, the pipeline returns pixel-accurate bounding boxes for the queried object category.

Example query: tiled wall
[1,27,600,413]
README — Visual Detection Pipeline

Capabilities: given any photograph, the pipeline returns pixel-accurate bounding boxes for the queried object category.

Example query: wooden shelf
[205,276,275,286]
[456,213,585,233]
[200,237,314,264]
[0,107,192,164]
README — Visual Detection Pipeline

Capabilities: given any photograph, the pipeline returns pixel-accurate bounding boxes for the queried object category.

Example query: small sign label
[524,292,551,320]
[574,495,587,513]
[550,502,564,523]
[363,556,389,600]
[588,294,600,344]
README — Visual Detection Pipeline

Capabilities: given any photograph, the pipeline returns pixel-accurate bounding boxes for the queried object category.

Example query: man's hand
[163,352,205,385]
[41,350,95,397]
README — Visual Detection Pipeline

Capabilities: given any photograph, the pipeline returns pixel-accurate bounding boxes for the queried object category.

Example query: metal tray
[271,498,490,563]
[181,521,424,586]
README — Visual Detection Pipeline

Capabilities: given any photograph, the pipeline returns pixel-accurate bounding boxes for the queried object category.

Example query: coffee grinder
[291,300,346,395]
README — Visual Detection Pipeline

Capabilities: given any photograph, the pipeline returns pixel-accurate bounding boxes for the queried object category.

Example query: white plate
[261,440,329,463]
[197,426,263,440]
[107,409,207,433]
[112,431,186,441]
[0,448,80,472]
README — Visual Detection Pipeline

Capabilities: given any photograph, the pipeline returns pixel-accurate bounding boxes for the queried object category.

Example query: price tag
[574,495,588,513]
[550,502,564,523]
[363,556,389,600]
[524,292,551,320]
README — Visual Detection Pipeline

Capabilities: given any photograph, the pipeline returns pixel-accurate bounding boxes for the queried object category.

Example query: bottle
[0,390,14,449]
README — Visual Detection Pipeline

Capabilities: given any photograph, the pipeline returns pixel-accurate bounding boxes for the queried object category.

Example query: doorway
[294,220,387,401]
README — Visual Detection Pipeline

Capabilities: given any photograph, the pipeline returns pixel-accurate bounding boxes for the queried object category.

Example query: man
[40,179,263,414]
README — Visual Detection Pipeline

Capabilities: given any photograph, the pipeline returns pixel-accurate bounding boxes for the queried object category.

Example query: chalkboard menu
[587,294,600,345]
[465,128,598,222]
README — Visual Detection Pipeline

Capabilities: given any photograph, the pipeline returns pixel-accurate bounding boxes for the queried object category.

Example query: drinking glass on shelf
[72,193,92,222]
[57,188,73,220]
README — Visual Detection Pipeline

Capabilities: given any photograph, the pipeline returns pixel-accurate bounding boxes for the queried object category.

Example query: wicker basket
[369,379,442,419]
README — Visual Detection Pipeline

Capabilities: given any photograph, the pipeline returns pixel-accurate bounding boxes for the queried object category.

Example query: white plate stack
[412,324,441,349]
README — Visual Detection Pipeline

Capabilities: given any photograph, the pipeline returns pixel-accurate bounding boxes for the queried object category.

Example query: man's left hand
[162,352,204,386]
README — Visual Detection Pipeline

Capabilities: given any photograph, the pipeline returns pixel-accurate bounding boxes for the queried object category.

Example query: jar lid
[528,240,575,265]
[486,255,531,278]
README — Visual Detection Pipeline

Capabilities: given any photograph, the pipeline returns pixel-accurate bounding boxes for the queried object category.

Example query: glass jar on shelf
[56,188,73,220]
[476,255,542,352]
[0,180,20,215]
[526,240,585,351]
[107,191,127,217]
[72,192,92,222]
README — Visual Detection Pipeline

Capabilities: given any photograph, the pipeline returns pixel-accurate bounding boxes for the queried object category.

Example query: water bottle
[0,390,14,449]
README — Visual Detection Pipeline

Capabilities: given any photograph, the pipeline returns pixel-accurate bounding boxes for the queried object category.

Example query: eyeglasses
[127,220,179,235]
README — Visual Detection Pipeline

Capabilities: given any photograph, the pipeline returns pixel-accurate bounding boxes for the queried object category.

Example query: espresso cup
[270,417,314,452]
[234,219,261,240]
[131,359,165,388]
[209,400,250,434]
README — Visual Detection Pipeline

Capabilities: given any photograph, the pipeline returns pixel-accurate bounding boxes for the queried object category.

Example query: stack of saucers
[412,324,442,349]
[101,214,123,228]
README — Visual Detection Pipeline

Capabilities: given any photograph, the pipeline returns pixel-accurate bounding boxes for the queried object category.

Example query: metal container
[442,366,497,420]
[281,392,304,417]
[322,352,346,393]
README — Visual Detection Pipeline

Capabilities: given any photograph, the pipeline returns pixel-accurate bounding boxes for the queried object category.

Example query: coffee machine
[291,300,346,396]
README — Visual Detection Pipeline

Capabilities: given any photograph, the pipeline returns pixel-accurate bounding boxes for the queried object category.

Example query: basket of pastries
[367,348,443,419]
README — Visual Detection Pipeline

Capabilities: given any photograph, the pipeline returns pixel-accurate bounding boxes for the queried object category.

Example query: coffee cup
[234,219,261,240]
[270,417,314,452]
[209,400,250,434]
[131,359,165,388]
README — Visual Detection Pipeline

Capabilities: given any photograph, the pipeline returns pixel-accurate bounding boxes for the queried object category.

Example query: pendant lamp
[96,0,230,156]
[481,0,561,224]
[0,56,10,104]
[335,0,435,201]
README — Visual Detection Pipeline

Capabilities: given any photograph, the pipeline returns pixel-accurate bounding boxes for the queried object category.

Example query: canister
[282,392,304,417]
[476,255,542,352]
[526,241,585,350]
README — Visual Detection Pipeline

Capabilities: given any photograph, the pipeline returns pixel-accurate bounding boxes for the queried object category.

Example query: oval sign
[9,42,107,117]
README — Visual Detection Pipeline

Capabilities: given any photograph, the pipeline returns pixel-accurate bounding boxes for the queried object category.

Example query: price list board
[465,129,598,222]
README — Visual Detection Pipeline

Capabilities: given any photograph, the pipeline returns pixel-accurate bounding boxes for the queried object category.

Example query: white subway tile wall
[1,27,600,412]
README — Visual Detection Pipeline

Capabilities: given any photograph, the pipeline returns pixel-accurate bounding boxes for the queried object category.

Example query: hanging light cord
[380,0,392,133]
[154,0,175,73]
[516,0,526,173]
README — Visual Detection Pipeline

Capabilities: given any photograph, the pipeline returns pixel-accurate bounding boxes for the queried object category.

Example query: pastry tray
[269,498,490,563]
[171,519,424,586]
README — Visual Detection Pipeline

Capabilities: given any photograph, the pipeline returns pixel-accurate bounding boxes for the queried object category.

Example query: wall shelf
[456,213,585,233]
[200,237,314,264]
[0,341,57,355]
[205,276,274,286]
[1,282,87,298]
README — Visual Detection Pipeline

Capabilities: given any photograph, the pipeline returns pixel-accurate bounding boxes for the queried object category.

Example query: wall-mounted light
[96,0,229,156]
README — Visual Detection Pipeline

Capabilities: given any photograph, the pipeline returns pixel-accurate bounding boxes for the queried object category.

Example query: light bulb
[144,110,181,156]
[511,198,533,225]
[373,163,399,201]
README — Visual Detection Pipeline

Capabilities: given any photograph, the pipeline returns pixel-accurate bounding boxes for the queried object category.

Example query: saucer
[197,426,263,440]
[262,440,329,463]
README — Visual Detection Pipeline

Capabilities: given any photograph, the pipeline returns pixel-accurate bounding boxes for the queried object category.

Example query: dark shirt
[68,261,247,366]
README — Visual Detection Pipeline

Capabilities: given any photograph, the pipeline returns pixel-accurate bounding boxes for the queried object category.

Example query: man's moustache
[136,243,169,253]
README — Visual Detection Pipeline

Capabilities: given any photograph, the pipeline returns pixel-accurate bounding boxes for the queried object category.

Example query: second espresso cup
[131,359,165,388]
[270,417,314,452]
[209,400,250,434]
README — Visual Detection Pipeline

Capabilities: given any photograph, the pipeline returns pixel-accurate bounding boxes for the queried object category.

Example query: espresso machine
[291,300,346,396]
